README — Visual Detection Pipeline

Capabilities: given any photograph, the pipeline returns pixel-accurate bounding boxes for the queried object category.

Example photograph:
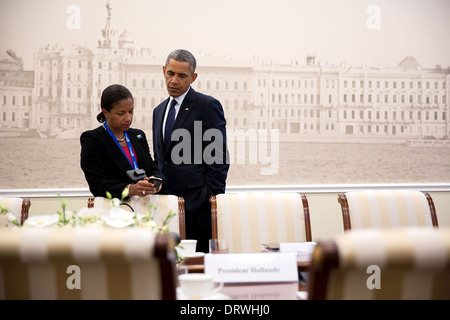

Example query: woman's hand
[136,177,162,196]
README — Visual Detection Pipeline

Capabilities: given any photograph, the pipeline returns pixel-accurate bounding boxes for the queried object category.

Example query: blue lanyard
[103,123,139,170]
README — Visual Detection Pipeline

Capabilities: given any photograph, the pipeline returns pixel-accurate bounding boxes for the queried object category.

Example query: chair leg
[210,195,218,239]
[20,199,31,226]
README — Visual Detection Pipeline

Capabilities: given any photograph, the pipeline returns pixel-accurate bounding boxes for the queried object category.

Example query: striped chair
[210,192,312,253]
[88,195,186,239]
[308,227,450,300]
[337,190,438,230]
[0,228,177,300]
[0,196,31,226]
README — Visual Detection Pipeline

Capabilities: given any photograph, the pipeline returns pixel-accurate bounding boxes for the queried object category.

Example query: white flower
[106,207,134,220]
[24,214,59,228]
[101,218,135,228]
[111,198,121,208]
[2,212,19,227]
[140,220,158,230]
[101,207,135,228]
[77,207,108,218]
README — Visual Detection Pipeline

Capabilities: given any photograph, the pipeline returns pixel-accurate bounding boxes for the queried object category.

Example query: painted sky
[1,0,449,70]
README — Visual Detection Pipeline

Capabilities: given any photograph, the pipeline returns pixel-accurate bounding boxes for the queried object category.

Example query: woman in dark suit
[80,84,166,199]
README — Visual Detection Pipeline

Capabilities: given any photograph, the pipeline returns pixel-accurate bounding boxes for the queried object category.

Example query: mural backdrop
[1,0,449,189]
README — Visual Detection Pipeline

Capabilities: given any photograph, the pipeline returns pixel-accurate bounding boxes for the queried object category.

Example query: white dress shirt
[162,88,190,140]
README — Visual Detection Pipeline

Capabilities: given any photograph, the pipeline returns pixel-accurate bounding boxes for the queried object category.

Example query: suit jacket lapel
[101,127,132,170]
[173,87,195,130]
[163,89,196,156]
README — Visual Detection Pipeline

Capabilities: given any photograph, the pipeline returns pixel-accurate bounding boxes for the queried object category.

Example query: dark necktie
[164,98,177,150]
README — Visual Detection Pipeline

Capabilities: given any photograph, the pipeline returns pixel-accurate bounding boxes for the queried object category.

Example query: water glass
[209,239,229,254]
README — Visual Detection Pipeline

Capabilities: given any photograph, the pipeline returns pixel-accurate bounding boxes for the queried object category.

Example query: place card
[279,242,317,262]
[204,252,298,283]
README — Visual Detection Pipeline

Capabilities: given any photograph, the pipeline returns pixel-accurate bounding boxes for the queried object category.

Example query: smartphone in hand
[148,177,162,190]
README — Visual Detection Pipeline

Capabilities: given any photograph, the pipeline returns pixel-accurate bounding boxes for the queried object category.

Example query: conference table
[179,254,310,300]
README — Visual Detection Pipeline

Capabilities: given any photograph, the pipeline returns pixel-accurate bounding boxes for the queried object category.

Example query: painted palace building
[1,4,449,144]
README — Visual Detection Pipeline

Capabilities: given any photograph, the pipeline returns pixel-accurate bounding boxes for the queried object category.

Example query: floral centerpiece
[0,203,20,227]
[8,188,185,263]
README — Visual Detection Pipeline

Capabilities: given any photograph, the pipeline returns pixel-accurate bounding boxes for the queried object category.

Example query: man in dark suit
[152,49,229,253]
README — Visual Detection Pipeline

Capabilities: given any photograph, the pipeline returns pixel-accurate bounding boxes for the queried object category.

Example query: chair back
[337,190,438,230]
[88,195,186,239]
[0,196,31,226]
[0,228,177,300]
[308,227,450,300]
[210,192,312,253]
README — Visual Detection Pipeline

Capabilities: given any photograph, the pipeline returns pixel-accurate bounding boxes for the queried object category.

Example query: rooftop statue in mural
[0,49,23,71]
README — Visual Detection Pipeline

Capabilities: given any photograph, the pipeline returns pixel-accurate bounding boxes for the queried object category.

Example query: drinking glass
[209,239,229,253]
